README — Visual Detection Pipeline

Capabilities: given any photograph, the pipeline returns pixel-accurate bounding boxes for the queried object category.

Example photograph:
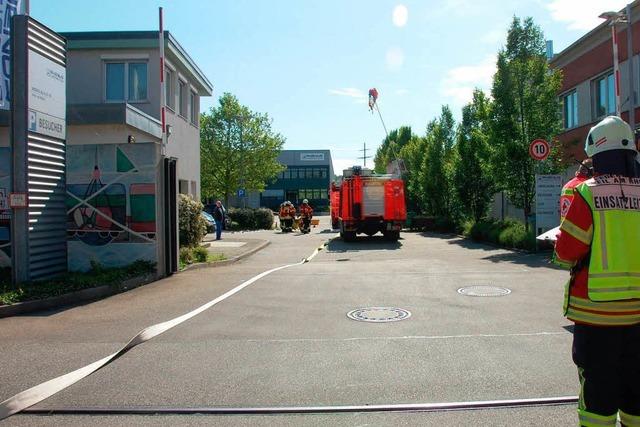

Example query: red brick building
[550,1,640,162]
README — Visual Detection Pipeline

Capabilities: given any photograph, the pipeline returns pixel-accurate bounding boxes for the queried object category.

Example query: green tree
[454,89,495,222]
[420,106,457,218]
[373,126,412,174]
[490,16,562,229]
[398,134,427,212]
[200,93,285,206]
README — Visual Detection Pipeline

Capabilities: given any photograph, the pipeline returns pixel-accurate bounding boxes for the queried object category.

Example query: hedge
[227,208,274,230]
[463,218,535,251]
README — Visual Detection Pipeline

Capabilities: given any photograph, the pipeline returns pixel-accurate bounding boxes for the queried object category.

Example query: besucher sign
[27,49,66,139]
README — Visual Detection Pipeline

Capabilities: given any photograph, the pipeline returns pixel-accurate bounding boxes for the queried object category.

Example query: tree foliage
[419,106,457,218]
[454,89,495,222]
[200,93,285,205]
[490,16,563,228]
[373,126,412,174]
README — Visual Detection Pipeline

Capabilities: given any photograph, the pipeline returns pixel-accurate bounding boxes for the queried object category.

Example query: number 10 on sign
[529,139,550,161]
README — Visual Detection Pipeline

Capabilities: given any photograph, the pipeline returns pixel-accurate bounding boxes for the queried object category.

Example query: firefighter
[298,199,313,234]
[554,115,640,427]
[279,201,295,232]
[560,158,592,222]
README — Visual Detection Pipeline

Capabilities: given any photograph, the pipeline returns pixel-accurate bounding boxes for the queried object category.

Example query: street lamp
[599,10,628,118]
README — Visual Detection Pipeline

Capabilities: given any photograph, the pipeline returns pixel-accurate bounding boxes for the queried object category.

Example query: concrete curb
[180,239,271,272]
[0,273,156,319]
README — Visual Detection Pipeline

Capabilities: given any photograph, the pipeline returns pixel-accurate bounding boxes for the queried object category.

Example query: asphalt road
[0,217,580,426]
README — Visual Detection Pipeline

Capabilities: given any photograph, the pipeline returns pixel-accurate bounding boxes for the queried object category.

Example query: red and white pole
[159,7,167,152]
[612,23,622,117]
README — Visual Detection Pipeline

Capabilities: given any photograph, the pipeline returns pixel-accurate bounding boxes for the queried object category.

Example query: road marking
[0,241,329,421]
[245,331,569,343]
[21,396,578,415]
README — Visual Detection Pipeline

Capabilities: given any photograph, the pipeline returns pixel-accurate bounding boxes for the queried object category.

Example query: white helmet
[585,116,637,158]
[302,199,308,204]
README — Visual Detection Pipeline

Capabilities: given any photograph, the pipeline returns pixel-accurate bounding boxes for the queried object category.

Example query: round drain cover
[347,307,411,323]
[457,286,511,297]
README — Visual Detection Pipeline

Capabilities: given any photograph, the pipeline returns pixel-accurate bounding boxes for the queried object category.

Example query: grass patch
[208,253,226,262]
[179,246,226,270]
[0,260,156,306]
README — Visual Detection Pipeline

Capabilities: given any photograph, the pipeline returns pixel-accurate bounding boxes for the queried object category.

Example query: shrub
[179,246,195,266]
[228,208,255,229]
[227,207,274,230]
[254,208,275,229]
[464,218,535,251]
[193,246,208,263]
[179,194,208,247]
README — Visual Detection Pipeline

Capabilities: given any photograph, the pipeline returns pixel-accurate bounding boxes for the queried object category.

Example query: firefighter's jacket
[560,173,588,221]
[554,175,640,326]
[299,204,313,218]
[279,205,295,219]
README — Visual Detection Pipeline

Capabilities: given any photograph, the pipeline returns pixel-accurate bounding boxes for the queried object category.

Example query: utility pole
[358,142,372,168]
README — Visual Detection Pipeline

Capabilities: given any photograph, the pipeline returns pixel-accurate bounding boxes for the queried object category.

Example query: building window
[178,80,187,117]
[306,169,313,179]
[190,90,198,125]
[105,63,125,101]
[594,72,615,118]
[165,68,175,109]
[105,61,148,102]
[563,91,578,129]
[128,63,147,101]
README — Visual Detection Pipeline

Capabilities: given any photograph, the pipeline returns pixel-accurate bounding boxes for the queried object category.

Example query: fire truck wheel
[342,231,356,242]
[384,230,400,241]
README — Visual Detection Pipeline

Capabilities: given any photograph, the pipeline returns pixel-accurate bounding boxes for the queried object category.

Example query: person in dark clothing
[212,200,225,240]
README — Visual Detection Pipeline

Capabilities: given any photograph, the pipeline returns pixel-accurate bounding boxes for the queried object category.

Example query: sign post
[535,174,562,237]
[11,16,67,283]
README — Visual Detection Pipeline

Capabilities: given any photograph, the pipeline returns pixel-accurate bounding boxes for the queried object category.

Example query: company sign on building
[300,152,325,161]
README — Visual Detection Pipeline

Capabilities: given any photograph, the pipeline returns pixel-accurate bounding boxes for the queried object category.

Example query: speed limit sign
[529,139,550,161]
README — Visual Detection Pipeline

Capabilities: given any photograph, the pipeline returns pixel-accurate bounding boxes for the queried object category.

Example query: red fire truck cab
[331,166,406,241]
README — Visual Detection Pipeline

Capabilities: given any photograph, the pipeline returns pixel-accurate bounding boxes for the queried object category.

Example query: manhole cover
[336,258,350,262]
[457,286,511,297]
[347,307,411,322]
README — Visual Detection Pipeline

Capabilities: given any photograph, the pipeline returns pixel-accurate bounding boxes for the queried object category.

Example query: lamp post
[599,10,629,119]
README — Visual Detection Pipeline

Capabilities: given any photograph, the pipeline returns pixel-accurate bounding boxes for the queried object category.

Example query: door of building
[163,158,178,276]
[286,190,297,205]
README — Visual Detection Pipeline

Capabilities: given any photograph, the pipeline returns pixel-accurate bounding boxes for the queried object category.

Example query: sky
[32,0,629,173]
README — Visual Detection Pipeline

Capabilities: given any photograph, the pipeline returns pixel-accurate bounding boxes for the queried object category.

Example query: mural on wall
[0,147,10,269]
[67,143,158,272]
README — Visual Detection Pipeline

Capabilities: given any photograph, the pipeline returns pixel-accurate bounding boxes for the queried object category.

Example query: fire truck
[331,166,406,241]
